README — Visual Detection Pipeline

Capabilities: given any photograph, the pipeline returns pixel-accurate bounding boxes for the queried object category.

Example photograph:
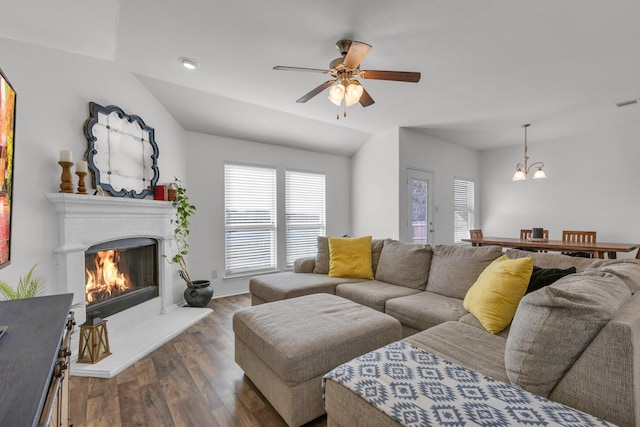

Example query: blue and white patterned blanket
[322,341,614,427]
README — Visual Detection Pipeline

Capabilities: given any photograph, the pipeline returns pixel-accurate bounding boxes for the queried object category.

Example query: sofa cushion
[505,270,632,397]
[328,236,374,279]
[463,255,533,334]
[596,259,640,294]
[405,321,509,383]
[526,265,576,294]
[249,272,367,303]
[335,281,422,312]
[314,236,385,275]
[370,239,384,275]
[459,313,511,338]
[385,291,467,332]
[375,239,432,289]
[313,236,331,274]
[293,256,316,273]
[504,248,600,272]
[426,244,503,299]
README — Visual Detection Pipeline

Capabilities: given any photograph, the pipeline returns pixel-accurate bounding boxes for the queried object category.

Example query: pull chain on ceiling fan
[274,39,421,119]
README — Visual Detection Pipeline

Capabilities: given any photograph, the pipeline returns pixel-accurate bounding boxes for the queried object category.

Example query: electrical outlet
[211,270,218,279]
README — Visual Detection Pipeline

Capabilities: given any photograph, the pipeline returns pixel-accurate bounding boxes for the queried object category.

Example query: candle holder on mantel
[76,171,88,194]
[58,161,74,193]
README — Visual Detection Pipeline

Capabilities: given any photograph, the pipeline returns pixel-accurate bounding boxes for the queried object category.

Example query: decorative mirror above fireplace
[83,102,159,198]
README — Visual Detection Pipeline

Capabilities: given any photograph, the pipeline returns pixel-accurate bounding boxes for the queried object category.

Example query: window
[454,178,475,243]
[285,170,326,268]
[224,163,277,276]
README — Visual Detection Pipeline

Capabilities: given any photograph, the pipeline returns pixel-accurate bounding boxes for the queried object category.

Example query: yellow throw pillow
[328,236,374,279]
[463,255,533,334]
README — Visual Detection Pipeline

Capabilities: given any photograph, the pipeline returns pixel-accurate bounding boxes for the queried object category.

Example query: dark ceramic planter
[184,279,213,307]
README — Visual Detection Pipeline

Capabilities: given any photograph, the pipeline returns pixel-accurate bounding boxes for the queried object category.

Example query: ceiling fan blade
[359,87,375,107]
[296,80,335,103]
[274,66,332,74]
[343,41,372,69]
[360,70,421,83]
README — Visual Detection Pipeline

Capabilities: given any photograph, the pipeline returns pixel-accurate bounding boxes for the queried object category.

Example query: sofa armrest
[294,257,316,273]
[550,291,640,426]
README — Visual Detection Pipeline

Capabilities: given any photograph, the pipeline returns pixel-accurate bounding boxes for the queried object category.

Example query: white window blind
[454,178,475,243]
[285,170,326,269]
[224,163,277,275]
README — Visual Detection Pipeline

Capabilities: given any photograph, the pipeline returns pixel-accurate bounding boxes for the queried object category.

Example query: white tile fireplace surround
[47,193,211,378]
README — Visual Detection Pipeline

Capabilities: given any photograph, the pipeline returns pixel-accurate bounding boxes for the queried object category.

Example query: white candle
[76,160,87,173]
[59,150,72,162]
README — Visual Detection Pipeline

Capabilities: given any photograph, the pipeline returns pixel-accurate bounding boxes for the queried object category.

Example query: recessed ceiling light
[179,57,199,70]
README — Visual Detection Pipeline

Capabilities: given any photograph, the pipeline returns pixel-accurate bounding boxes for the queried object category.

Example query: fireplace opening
[85,237,159,320]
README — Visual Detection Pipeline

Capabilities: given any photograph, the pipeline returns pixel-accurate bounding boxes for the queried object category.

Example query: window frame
[453,177,475,244]
[224,162,278,277]
[285,169,326,269]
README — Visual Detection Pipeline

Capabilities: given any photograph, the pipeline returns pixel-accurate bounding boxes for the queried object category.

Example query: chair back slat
[562,230,597,243]
[561,230,600,258]
[520,229,549,239]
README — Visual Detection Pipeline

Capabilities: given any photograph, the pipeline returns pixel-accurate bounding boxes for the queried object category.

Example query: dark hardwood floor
[70,293,327,427]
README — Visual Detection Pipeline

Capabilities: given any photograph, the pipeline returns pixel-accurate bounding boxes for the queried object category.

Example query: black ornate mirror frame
[83,102,159,198]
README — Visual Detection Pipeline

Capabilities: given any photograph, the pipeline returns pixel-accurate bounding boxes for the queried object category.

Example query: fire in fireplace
[85,237,159,320]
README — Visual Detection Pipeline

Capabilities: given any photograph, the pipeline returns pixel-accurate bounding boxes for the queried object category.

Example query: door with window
[406,169,434,244]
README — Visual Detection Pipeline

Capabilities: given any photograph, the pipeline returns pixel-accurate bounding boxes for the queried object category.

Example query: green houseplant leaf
[0,264,46,300]
[167,177,197,284]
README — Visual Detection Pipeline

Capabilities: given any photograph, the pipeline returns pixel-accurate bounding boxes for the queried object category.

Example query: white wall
[399,128,481,244]
[351,128,400,238]
[185,132,352,297]
[480,122,640,254]
[0,38,188,302]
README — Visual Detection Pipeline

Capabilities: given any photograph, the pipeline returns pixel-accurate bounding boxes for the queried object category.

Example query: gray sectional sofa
[249,238,640,426]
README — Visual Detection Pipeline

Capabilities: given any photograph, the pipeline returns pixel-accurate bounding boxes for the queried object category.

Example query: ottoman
[249,271,367,305]
[233,293,403,427]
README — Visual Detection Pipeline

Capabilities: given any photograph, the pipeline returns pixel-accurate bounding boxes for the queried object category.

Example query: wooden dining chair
[520,229,549,240]
[469,229,483,246]
[518,229,549,252]
[561,230,602,258]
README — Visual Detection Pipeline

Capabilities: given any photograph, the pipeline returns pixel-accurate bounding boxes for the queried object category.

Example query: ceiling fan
[274,39,421,119]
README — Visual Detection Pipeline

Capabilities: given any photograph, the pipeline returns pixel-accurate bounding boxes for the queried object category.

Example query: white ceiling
[3,0,640,155]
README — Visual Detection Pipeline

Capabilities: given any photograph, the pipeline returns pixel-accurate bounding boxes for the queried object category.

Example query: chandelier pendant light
[512,124,547,181]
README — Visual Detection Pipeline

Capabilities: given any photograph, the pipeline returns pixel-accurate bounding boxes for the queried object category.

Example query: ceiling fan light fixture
[344,93,359,107]
[273,39,421,118]
[328,83,345,106]
[346,81,363,100]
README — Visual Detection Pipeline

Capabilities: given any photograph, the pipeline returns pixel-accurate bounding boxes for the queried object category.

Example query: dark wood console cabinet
[0,294,74,426]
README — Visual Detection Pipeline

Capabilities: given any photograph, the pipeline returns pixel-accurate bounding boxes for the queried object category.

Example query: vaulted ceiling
[3,0,640,155]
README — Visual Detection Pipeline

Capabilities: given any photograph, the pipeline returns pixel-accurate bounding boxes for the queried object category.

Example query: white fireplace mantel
[46,193,177,324]
[46,193,211,378]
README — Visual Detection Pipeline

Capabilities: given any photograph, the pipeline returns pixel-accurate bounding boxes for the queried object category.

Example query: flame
[85,250,131,304]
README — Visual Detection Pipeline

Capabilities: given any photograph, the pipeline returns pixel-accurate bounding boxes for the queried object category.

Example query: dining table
[461,236,640,259]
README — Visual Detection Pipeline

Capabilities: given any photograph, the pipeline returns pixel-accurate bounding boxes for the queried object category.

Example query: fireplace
[48,193,212,378]
[85,238,159,320]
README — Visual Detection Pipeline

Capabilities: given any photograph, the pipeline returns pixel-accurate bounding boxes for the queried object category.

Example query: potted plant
[168,177,213,307]
[0,264,45,300]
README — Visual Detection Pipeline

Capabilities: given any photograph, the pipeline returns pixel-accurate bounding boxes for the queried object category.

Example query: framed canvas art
[0,68,16,268]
